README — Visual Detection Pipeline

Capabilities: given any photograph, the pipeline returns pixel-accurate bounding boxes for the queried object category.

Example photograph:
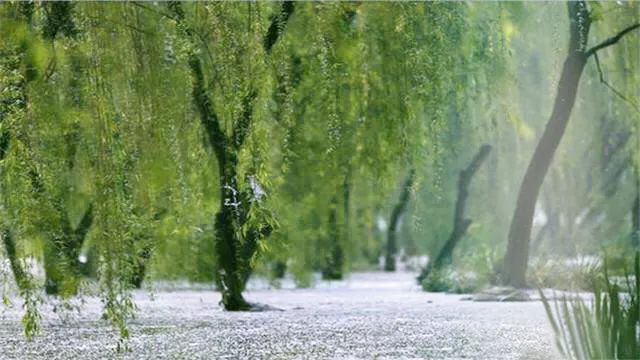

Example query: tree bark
[384,169,415,272]
[418,145,491,282]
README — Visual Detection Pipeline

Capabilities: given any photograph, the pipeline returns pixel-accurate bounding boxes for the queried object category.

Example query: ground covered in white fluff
[1,271,557,359]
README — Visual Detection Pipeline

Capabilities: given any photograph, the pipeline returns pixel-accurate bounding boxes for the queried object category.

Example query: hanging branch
[264,1,294,54]
[585,22,640,112]
[593,52,640,113]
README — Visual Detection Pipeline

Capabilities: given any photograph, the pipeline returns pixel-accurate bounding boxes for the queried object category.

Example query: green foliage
[541,252,640,359]
[21,287,41,340]
[421,267,453,293]
[422,246,499,294]
[528,257,602,292]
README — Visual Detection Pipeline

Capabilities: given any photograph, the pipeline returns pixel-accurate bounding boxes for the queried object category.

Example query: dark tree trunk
[44,236,82,296]
[129,241,152,289]
[632,168,640,247]
[322,196,344,280]
[343,176,350,270]
[2,229,28,290]
[418,145,491,283]
[128,208,166,288]
[272,261,287,279]
[44,205,93,296]
[503,2,592,288]
[384,169,415,272]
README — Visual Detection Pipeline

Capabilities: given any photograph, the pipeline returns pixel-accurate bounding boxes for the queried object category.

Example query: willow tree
[261,2,492,282]
[0,1,90,337]
[168,2,292,310]
[0,3,35,293]
[502,1,640,287]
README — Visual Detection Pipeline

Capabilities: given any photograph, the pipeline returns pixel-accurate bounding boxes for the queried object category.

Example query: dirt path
[0,272,557,359]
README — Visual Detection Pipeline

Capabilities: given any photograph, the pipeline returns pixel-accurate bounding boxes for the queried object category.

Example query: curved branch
[170,2,228,162]
[263,1,295,54]
[593,52,640,113]
[586,23,639,58]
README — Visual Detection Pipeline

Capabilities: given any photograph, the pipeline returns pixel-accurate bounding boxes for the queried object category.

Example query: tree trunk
[384,169,415,272]
[129,242,152,289]
[502,2,590,288]
[214,165,249,310]
[632,168,640,247]
[1,229,28,290]
[322,195,344,280]
[418,145,491,283]
[272,261,287,279]
[343,176,350,272]
[44,205,93,296]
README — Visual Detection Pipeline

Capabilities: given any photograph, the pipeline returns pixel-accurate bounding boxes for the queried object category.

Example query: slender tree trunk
[632,167,640,247]
[44,205,93,296]
[272,261,287,279]
[418,145,491,282]
[343,176,350,272]
[384,169,415,272]
[129,241,152,289]
[322,195,344,280]
[128,209,166,288]
[1,229,28,290]
[502,2,590,287]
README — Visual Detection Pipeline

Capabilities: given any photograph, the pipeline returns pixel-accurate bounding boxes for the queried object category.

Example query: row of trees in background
[0,0,638,343]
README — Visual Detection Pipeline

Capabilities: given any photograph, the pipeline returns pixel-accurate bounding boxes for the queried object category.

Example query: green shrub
[421,267,484,294]
[421,245,499,294]
[421,267,453,292]
[528,256,601,292]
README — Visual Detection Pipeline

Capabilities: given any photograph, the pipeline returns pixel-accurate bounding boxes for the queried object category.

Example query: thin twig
[593,52,640,113]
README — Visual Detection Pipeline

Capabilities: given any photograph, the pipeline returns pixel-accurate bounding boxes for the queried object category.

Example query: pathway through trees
[1,272,556,359]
